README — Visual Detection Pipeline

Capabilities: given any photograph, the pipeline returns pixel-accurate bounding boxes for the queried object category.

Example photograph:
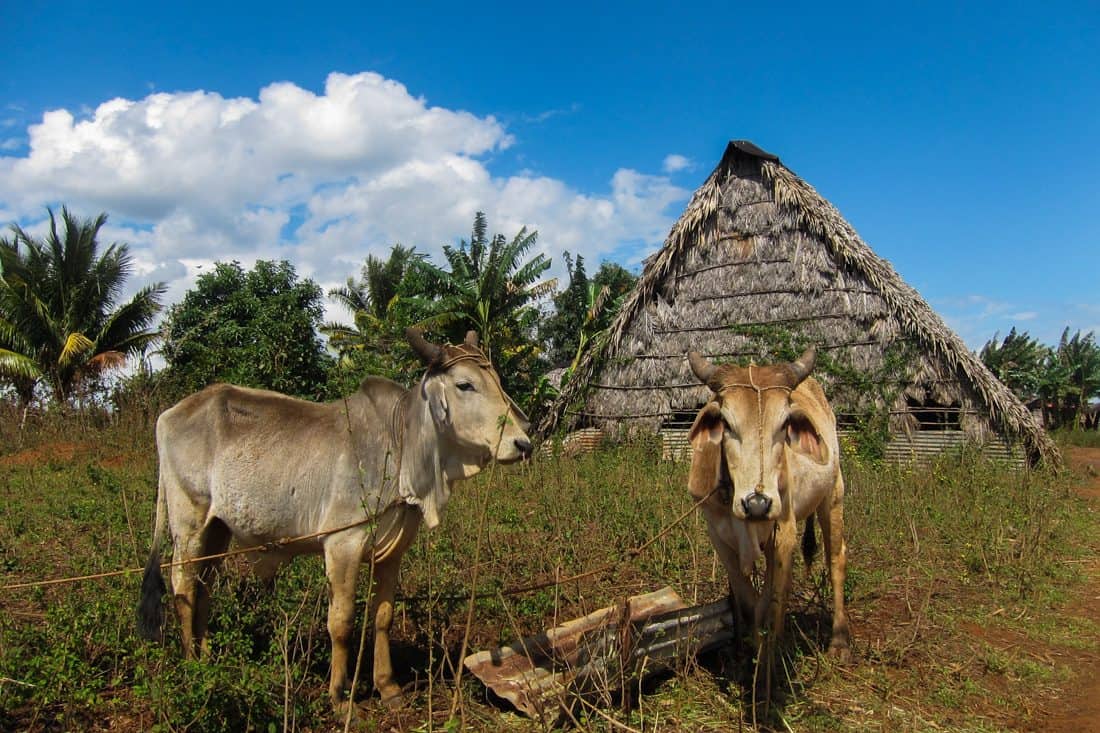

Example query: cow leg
[370,507,420,706]
[704,519,757,628]
[324,537,363,707]
[369,555,403,705]
[170,523,207,658]
[817,479,851,661]
[759,518,797,646]
[193,519,231,657]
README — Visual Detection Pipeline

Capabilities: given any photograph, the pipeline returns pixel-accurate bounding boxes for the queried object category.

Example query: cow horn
[464,331,479,349]
[687,351,717,384]
[789,347,816,384]
[407,327,443,365]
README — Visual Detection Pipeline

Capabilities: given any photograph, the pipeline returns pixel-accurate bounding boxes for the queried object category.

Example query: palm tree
[0,208,165,406]
[323,244,422,360]
[980,328,1049,405]
[0,318,39,406]
[411,212,555,360]
[1051,328,1100,429]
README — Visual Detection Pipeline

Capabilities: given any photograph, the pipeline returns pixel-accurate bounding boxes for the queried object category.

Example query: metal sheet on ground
[463,587,736,721]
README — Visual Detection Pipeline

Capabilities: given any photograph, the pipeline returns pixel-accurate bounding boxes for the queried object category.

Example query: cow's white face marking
[716,386,792,522]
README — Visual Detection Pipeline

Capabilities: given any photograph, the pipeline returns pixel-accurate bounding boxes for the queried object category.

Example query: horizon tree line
[2,206,1097,432]
[0,207,637,420]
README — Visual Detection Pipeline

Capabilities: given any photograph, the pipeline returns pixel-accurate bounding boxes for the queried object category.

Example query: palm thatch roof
[538,140,1059,466]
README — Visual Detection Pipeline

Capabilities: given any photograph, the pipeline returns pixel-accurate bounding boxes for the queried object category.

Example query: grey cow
[137,329,532,707]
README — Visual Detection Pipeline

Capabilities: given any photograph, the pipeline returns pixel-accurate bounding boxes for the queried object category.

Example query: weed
[0,418,1097,731]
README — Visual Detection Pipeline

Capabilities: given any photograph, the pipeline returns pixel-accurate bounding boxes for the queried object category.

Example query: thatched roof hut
[539,141,1059,466]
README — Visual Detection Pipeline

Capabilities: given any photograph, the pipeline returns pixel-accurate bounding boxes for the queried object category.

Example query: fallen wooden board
[463,587,736,721]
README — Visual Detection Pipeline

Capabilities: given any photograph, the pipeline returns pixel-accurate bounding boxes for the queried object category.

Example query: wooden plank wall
[875,430,1024,467]
[660,428,1025,467]
[555,428,1026,468]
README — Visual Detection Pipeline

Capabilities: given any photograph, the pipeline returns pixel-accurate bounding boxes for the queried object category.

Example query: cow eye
[457,381,476,392]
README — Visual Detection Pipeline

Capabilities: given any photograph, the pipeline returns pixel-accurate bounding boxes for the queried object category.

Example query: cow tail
[136,475,169,642]
[801,513,818,572]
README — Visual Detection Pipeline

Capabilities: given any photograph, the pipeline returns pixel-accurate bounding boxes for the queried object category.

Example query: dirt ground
[1033,446,1100,733]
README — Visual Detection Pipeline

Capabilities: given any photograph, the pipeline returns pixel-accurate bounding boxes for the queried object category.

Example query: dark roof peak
[727,139,779,162]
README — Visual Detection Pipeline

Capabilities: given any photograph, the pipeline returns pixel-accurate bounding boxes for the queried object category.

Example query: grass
[1,412,1098,731]
[1055,427,1100,448]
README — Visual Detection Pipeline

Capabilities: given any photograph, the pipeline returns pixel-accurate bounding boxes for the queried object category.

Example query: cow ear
[688,402,725,501]
[404,381,453,529]
[785,408,829,465]
[426,380,450,426]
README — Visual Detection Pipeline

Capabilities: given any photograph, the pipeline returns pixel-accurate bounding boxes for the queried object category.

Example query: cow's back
[156,383,387,543]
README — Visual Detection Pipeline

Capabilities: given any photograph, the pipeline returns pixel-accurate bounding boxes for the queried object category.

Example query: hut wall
[578,154,1001,451]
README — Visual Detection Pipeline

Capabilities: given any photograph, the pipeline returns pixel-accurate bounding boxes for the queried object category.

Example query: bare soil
[0,441,85,466]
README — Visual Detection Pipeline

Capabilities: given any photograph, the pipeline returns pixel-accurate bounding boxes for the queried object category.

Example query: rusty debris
[463,587,735,722]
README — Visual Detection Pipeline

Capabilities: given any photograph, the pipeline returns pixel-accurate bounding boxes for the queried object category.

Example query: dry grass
[0,415,1095,731]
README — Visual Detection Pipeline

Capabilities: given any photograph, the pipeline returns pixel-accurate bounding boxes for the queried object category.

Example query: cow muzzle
[514,438,533,460]
[495,436,533,464]
[741,492,772,520]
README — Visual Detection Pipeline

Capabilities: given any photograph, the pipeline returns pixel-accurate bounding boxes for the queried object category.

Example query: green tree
[410,213,555,406]
[590,261,636,329]
[540,252,590,367]
[322,244,424,386]
[411,213,554,355]
[161,260,332,399]
[540,257,637,373]
[980,328,1049,405]
[1047,328,1100,429]
[0,208,164,406]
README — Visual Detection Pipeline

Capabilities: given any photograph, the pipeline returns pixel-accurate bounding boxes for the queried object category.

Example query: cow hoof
[332,699,371,723]
[330,686,356,714]
[828,642,852,664]
[378,682,405,709]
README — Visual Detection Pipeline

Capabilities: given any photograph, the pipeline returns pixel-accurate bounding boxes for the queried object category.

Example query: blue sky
[2,1,1097,349]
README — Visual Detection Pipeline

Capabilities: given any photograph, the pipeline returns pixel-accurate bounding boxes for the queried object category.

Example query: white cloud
[521,103,581,124]
[662,154,691,173]
[936,294,1100,350]
[0,71,689,321]
[938,294,1030,349]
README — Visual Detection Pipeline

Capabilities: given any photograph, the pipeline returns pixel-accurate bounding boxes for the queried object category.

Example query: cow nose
[514,438,533,458]
[742,493,772,519]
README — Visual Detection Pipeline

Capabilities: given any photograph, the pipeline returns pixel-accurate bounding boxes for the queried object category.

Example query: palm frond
[95,283,166,352]
[59,332,94,365]
[0,349,41,380]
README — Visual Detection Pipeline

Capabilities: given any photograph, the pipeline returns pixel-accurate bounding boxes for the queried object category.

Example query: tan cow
[686,348,850,661]
[137,329,532,706]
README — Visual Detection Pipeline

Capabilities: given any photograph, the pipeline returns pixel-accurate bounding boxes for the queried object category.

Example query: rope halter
[425,342,527,459]
[436,347,513,414]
